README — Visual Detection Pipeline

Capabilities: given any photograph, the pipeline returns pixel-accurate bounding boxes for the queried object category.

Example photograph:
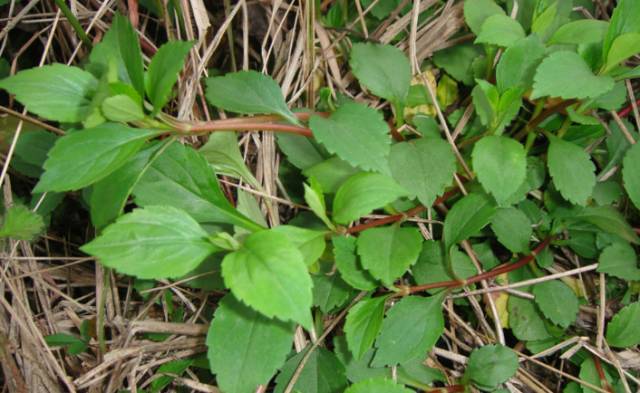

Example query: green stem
[54,0,93,49]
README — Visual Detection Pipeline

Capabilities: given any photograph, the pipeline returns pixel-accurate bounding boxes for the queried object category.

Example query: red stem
[618,98,640,118]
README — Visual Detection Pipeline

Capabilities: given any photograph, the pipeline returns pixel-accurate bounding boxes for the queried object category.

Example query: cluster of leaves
[2,1,640,392]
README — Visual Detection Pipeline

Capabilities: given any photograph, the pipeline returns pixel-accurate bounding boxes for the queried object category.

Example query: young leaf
[333,236,378,291]
[0,64,97,123]
[473,136,526,205]
[344,377,412,393]
[389,137,456,207]
[357,226,422,286]
[344,296,387,360]
[332,173,408,225]
[112,14,145,97]
[372,294,444,366]
[476,14,525,47]
[200,132,260,189]
[81,206,218,279]
[532,280,579,328]
[309,101,391,175]
[605,33,640,73]
[207,295,294,393]
[101,94,144,122]
[205,70,297,125]
[463,0,506,35]
[303,181,334,230]
[34,124,160,192]
[597,242,640,280]
[464,345,518,390]
[606,302,640,347]
[0,205,44,240]
[508,297,551,341]
[490,207,532,253]
[548,19,609,45]
[602,0,640,59]
[274,347,348,393]
[444,193,496,250]
[496,35,545,92]
[349,43,411,108]
[547,136,596,206]
[221,230,313,328]
[146,40,193,111]
[133,143,261,231]
[622,141,640,210]
[270,225,326,266]
[531,51,615,100]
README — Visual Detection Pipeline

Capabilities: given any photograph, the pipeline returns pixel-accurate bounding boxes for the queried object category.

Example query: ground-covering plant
[2,0,640,392]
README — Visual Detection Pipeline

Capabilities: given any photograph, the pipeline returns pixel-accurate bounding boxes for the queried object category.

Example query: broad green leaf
[532,280,579,328]
[344,296,387,360]
[146,40,193,111]
[547,136,596,206]
[606,302,640,347]
[389,137,456,207]
[0,205,44,240]
[464,345,518,390]
[332,173,408,225]
[349,43,411,107]
[110,14,145,96]
[570,206,640,244]
[444,193,497,250]
[548,19,608,45]
[490,207,532,253]
[207,295,294,393]
[274,347,348,393]
[303,156,359,193]
[433,43,483,86]
[508,297,551,341]
[397,358,446,389]
[357,226,422,286]
[531,51,615,100]
[463,0,506,35]
[205,71,297,125]
[270,225,326,266]
[579,358,615,393]
[412,241,476,288]
[133,143,261,231]
[200,132,260,189]
[309,102,391,175]
[0,64,97,122]
[473,136,526,206]
[11,129,56,178]
[334,335,389,383]
[472,80,498,128]
[597,242,640,281]
[312,272,353,313]
[35,124,159,192]
[344,377,412,393]
[372,294,444,366]
[222,230,313,328]
[90,141,167,228]
[531,0,573,41]
[622,135,640,211]
[101,94,144,122]
[360,0,401,19]
[476,14,525,47]
[333,236,378,291]
[81,206,217,279]
[603,0,640,59]
[496,35,545,92]
[605,33,640,73]
[277,133,325,170]
[304,181,334,230]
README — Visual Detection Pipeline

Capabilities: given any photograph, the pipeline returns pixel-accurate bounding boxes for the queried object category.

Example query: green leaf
[605,33,640,73]
[476,14,525,47]
[112,14,145,97]
[81,206,217,279]
[270,225,326,266]
[344,296,387,360]
[360,0,402,19]
[622,137,640,211]
[349,43,411,108]
[334,336,389,383]
[603,0,640,60]
[344,377,412,393]
[570,206,640,244]
[0,205,44,240]
[357,226,422,286]
[548,19,609,45]
[547,136,596,206]
[207,295,294,393]
[44,333,87,355]
[205,71,297,125]
[101,94,144,122]
[531,51,615,100]
[532,280,579,328]
[490,207,532,253]
[222,230,313,328]
[303,157,359,193]
[463,0,506,35]
[373,294,444,366]
[277,133,325,170]
[412,241,476,288]
[200,132,260,189]
[496,35,545,92]
[606,302,640,347]
[274,347,348,393]
[433,43,483,86]
[309,102,391,175]
[312,272,353,313]
[333,236,378,291]
[444,193,497,250]
[473,136,526,206]
[304,181,334,230]
[150,359,193,393]
[597,242,640,280]
[579,358,615,393]
[133,143,261,231]
[389,137,456,206]
[146,40,193,111]
[11,129,57,178]
[464,344,518,390]
[35,124,160,192]
[0,64,97,123]
[508,297,551,341]
[332,173,408,225]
